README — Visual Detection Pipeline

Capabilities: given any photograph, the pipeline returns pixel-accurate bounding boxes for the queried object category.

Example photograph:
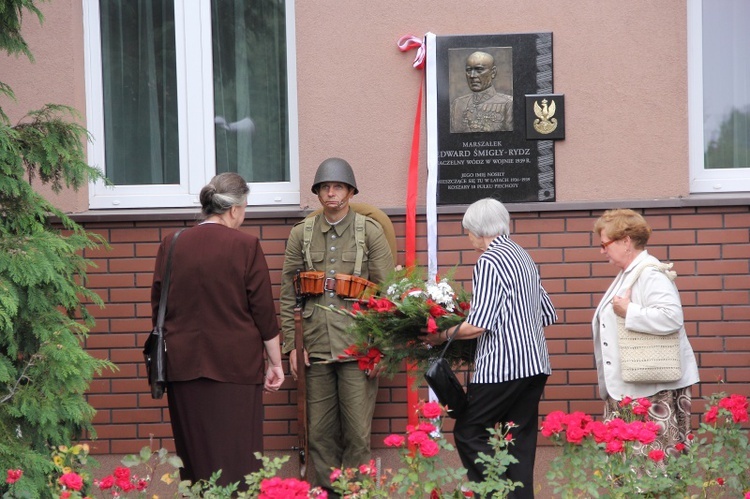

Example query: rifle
[293,270,308,480]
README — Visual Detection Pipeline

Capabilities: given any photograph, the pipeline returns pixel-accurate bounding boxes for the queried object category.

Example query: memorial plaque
[427,33,556,204]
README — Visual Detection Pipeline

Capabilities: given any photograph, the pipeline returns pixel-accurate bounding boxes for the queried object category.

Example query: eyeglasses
[600,238,619,250]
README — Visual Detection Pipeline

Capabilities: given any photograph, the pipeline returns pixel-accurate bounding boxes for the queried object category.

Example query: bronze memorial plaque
[428,33,559,204]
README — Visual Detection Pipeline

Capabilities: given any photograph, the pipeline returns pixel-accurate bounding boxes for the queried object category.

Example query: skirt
[167,378,264,488]
[604,386,693,457]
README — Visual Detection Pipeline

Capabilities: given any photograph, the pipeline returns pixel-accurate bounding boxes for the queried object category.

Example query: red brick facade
[77,204,750,455]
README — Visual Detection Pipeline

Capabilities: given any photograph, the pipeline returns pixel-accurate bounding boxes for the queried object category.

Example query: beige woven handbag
[617,261,682,383]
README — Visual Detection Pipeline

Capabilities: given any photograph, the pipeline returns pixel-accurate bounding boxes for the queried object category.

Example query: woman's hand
[419,329,448,347]
[264,364,285,392]
[612,288,631,318]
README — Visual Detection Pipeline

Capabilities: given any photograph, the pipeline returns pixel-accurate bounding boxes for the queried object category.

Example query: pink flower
[96,475,114,490]
[421,401,443,419]
[418,422,437,433]
[605,439,624,454]
[636,397,652,409]
[619,396,633,407]
[632,404,648,416]
[59,472,84,491]
[705,406,719,423]
[329,469,341,482]
[541,411,566,437]
[259,477,311,498]
[675,442,686,452]
[504,433,513,442]
[384,434,406,447]
[359,460,377,477]
[419,439,440,458]
[113,466,130,480]
[60,491,71,499]
[648,449,665,462]
[6,469,23,484]
[565,425,587,445]
[407,430,430,446]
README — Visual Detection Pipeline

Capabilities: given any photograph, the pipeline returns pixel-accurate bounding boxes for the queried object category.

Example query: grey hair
[199,172,249,217]
[462,198,510,237]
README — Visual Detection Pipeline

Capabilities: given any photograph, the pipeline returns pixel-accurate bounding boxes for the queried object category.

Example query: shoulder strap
[353,212,366,276]
[302,215,317,270]
[156,228,186,328]
[438,322,463,360]
[624,260,677,291]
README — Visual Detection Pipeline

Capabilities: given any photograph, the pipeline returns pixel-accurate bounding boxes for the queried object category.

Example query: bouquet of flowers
[327,267,475,377]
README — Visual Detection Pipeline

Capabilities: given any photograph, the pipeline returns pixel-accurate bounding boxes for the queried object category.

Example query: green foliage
[0,1,115,496]
[468,425,522,498]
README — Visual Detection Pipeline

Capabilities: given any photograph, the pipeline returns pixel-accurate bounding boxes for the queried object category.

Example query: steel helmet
[311,157,358,194]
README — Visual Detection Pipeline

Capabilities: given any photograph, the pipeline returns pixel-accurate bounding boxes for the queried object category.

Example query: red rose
[648,449,665,462]
[383,434,406,447]
[419,439,440,458]
[6,469,23,484]
[420,401,443,419]
[59,472,84,491]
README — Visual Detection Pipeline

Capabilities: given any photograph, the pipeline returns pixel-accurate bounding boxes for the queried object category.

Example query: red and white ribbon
[397,35,426,69]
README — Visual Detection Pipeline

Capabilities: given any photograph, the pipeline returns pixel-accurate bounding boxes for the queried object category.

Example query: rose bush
[543,392,750,498]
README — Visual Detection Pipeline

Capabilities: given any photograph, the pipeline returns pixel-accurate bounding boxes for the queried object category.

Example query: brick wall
[78,205,750,454]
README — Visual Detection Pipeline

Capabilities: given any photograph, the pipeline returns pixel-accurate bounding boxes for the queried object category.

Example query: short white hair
[462,198,510,237]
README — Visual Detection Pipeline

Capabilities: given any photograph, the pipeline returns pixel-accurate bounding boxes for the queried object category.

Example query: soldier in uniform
[280,158,394,493]
[450,50,514,133]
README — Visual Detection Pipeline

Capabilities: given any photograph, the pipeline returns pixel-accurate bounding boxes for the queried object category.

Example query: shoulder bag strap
[156,228,186,329]
[438,321,463,360]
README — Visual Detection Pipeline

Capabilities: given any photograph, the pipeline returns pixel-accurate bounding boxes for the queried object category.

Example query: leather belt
[295,271,377,299]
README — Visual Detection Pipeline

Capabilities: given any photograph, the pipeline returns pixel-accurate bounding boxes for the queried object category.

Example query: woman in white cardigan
[592,209,699,456]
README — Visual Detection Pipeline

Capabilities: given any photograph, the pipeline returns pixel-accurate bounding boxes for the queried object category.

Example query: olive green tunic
[280,208,394,358]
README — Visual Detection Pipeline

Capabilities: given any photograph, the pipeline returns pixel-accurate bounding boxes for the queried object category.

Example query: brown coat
[151,223,278,385]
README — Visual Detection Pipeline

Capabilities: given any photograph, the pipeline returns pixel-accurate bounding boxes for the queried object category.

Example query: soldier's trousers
[306,360,378,490]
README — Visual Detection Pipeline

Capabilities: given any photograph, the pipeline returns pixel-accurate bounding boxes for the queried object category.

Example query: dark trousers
[454,374,548,499]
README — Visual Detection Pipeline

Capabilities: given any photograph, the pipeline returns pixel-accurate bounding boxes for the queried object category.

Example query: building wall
[0,1,691,212]
[77,203,750,454]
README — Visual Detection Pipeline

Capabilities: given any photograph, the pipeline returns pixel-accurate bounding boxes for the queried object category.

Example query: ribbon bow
[397,35,426,69]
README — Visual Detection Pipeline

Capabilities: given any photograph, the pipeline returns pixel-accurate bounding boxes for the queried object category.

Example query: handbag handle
[437,321,463,360]
[155,229,186,328]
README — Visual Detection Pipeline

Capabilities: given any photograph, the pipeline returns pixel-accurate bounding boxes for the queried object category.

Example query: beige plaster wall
[0,1,689,212]
[0,0,87,212]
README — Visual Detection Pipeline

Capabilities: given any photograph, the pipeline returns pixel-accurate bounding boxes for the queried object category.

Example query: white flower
[425,279,456,312]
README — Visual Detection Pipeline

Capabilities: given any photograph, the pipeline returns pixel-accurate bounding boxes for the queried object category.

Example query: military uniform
[280,208,394,489]
[450,86,514,133]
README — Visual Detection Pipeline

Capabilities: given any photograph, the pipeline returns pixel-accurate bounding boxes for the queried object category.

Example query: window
[84,0,299,209]
[688,0,750,193]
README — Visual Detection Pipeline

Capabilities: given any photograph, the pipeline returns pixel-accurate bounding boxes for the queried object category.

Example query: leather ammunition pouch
[295,271,377,299]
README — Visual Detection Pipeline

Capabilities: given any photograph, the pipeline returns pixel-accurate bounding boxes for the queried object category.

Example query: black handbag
[424,322,468,418]
[144,229,184,399]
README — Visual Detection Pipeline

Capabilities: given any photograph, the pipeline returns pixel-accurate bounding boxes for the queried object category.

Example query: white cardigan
[591,250,700,401]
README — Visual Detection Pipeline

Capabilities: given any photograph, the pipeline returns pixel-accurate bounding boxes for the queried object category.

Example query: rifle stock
[294,304,308,480]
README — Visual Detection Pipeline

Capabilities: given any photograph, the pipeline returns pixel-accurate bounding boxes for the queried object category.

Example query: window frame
[83,0,300,209]
[687,0,750,193]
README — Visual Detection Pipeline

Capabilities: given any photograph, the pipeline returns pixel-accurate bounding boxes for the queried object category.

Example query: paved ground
[91,446,562,497]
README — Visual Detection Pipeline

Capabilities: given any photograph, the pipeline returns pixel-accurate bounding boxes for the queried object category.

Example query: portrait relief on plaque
[449,47,514,134]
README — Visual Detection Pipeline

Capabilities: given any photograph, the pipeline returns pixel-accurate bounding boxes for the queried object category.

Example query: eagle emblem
[533,98,557,134]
